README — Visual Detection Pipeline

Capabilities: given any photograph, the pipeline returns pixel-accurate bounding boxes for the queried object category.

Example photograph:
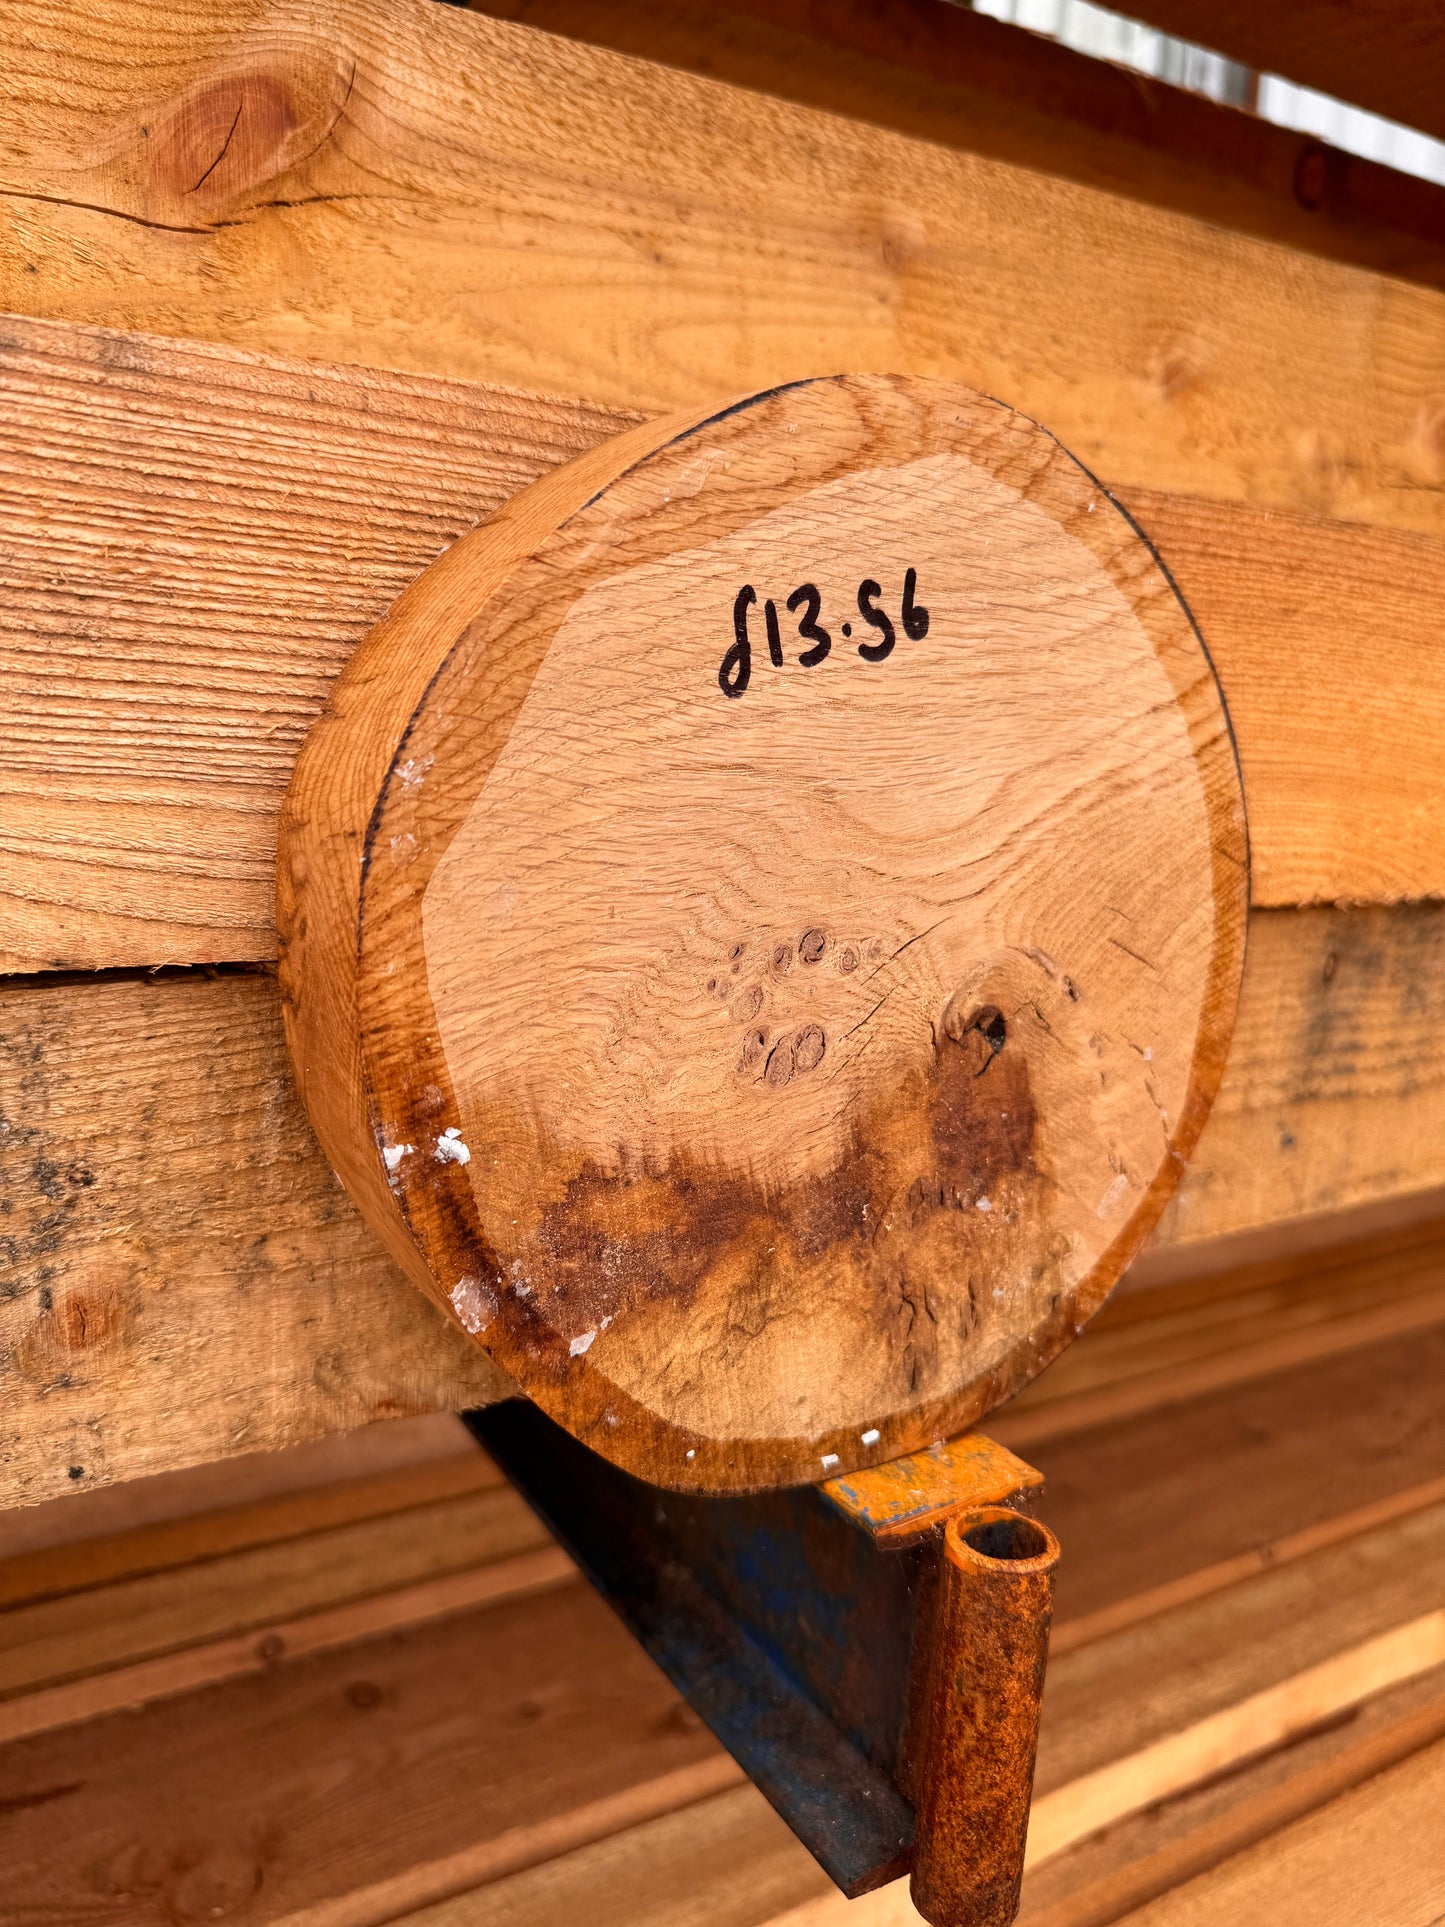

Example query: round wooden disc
[278,375,1247,1492]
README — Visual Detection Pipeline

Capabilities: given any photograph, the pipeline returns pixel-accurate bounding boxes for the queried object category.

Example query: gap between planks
[6,1284,1445,1736]
[5,1279,1445,1917]
[0,1268,1430,1713]
[10,1485,1445,1759]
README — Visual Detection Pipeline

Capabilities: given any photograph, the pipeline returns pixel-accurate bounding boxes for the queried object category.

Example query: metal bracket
[467,1402,1059,1927]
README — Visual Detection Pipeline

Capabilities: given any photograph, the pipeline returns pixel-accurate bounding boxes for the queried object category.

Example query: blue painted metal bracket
[465,1400,1049,1914]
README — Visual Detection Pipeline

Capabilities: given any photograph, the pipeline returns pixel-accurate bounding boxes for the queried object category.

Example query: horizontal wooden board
[0,1581,732,1925]
[397,1785,843,1927]
[0,1482,549,1700]
[8,1328,1445,1926]
[1120,1,1445,148]
[1032,1503,1445,1801]
[5,913,1445,1506]
[1149,900,1445,1244]
[1023,1313,1445,1634]
[0,967,508,1510]
[0,1409,481,1565]
[1033,1604,1445,1866]
[465,0,1445,292]
[397,1683,1445,1926]
[1017,1676,1445,1927]
[0,315,634,972]
[1118,488,1445,908]
[0,1433,497,1609]
[994,1215,1445,1448]
[1,321,1444,974]
[0,1551,580,1749]
[395,1674,1445,1927]
[268,1584,1445,1927]
[1110,1736,1445,1927]
[2,0,1445,552]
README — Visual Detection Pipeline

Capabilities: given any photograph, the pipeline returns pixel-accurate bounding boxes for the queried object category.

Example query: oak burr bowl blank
[277,373,1248,1492]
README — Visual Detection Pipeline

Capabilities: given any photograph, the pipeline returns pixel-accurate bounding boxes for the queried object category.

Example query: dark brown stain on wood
[452,992,1044,1389]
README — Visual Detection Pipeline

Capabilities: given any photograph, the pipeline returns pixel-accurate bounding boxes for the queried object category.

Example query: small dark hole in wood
[972,1005,1007,1053]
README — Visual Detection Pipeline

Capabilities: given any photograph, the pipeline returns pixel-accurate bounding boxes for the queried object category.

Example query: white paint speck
[821,1453,840,1470]
[1143,1046,1153,1061]
[976,1196,992,1213]
[504,1260,533,1297]
[570,1330,597,1356]
[435,1127,471,1166]
[861,1428,880,1447]
[686,1449,696,1460]
[389,832,418,864]
[396,755,434,789]
[381,1142,414,1173]
[1097,1172,1131,1218]
[450,1274,498,1334]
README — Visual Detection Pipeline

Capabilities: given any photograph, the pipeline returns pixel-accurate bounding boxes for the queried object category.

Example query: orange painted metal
[823,1432,1045,1548]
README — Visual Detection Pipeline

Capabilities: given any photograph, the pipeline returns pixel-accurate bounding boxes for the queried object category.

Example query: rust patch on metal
[909,1506,1059,1927]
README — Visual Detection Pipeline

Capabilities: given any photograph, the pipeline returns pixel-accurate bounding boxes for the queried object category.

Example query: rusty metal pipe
[910,1505,1060,1927]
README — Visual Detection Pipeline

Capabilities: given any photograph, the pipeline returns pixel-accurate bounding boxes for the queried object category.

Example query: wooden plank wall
[2,0,1445,1501]
[5,1248,1445,1922]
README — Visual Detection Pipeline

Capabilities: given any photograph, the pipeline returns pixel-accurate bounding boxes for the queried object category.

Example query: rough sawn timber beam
[1,314,1444,972]
[0,968,509,1512]
[464,0,1445,295]
[1,0,1445,546]
[0,317,635,974]
[7,901,1445,1509]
